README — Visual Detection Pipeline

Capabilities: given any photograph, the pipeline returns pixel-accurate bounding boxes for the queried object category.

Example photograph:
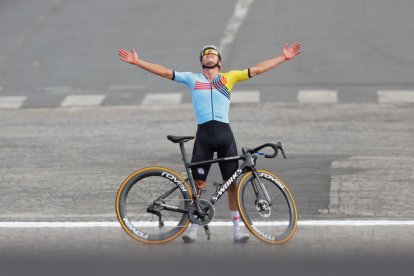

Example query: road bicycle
[116,135,297,244]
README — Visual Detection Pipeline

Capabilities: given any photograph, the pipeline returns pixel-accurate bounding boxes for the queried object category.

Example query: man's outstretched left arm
[249,42,301,77]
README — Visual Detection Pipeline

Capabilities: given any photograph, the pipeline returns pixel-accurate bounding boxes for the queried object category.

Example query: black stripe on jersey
[213,77,230,100]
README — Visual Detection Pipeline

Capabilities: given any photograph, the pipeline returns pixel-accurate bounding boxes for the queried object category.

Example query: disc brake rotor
[256,199,271,218]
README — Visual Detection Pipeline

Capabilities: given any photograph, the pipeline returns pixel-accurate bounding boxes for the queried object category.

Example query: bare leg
[195,180,206,197]
[182,179,206,243]
[227,181,237,211]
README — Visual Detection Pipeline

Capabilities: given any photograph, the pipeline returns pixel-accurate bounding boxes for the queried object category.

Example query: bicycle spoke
[270,192,283,203]
[127,196,149,205]
[239,173,296,243]
[156,176,166,198]
[130,208,151,223]
[130,188,150,202]
[144,177,154,198]
[139,178,153,199]
[117,169,191,243]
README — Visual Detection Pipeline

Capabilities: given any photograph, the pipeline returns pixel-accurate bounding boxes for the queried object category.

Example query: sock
[188,223,199,232]
[231,211,241,234]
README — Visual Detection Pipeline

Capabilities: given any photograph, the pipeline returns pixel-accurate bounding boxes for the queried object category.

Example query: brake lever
[276,142,286,159]
[280,148,287,159]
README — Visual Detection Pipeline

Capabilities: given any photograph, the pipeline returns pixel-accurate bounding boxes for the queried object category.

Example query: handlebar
[242,142,286,159]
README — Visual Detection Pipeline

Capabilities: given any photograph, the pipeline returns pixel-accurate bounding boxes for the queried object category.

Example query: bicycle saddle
[167,135,194,143]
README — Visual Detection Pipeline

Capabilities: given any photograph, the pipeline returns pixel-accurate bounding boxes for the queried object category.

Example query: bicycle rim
[116,167,192,244]
[237,170,297,244]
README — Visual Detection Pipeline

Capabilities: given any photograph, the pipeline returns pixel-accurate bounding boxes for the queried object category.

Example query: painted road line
[298,90,338,103]
[109,84,145,90]
[231,90,260,104]
[378,90,414,103]
[61,94,106,107]
[0,222,120,228]
[141,93,182,106]
[42,86,72,91]
[35,86,72,92]
[298,220,414,226]
[219,0,254,58]
[0,96,27,109]
[1,220,414,228]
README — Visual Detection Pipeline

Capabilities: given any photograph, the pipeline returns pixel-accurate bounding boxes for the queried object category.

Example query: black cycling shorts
[191,120,239,181]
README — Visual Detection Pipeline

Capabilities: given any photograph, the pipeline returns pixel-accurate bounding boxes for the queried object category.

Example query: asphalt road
[1,0,413,104]
[1,102,413,250]
[1,0,414,270]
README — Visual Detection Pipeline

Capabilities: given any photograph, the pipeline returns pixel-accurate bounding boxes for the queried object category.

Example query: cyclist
[118,42,301,243]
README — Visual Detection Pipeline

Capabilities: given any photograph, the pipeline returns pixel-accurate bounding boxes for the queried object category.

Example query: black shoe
[182,229,197,243]
[233,232,249,243]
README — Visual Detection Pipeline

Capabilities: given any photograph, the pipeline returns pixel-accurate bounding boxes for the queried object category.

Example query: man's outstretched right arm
[118,48,173,80]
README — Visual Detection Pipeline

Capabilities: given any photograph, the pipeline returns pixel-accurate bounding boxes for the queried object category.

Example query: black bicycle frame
[152,141,273,217]
[178,142,263,205]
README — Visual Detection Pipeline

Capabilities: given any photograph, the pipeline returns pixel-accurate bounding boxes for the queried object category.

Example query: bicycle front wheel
[116,167,192,244]
[237,170,297,244]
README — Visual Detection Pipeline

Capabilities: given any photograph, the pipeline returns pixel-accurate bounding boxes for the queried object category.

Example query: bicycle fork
[251,170,272,206]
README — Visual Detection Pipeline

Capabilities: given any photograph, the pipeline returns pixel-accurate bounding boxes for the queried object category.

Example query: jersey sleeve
[228,69,251,82]
[172,71,193,86]
[222,69,252,91]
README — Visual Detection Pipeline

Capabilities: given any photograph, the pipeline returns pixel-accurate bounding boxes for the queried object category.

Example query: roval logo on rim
[123,217,149,239]
[161,172,187,191]
[259,173,285,189]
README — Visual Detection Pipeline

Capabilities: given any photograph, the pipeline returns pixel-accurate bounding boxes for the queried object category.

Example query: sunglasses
[202,49,219,56]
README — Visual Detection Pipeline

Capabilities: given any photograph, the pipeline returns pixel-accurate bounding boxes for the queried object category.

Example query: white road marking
[1,220,414,228]
[231,90,260,104]
[298,220,414,226]
[141,93,182,106]
[61,94,106,107]
[219,0,255,58]
[298,90,338,103]
[0,96,27,109]
[0,222,120,228]
[377,90,414,103]
[109,85,145,90]
[35,86,72,92]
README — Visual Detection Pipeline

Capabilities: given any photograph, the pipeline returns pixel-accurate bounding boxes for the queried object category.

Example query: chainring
[188,199,215,226]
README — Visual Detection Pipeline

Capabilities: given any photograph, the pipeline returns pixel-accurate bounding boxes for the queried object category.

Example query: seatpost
[179,142,189,164]
[179,142,197,191]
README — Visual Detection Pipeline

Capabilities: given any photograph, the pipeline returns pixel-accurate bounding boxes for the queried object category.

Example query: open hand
[119,48,139,65]
[283,42,301,60]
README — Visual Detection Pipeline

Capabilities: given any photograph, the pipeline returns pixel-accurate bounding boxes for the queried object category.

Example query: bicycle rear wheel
[116,167,192,244]
[237,170,297,244]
